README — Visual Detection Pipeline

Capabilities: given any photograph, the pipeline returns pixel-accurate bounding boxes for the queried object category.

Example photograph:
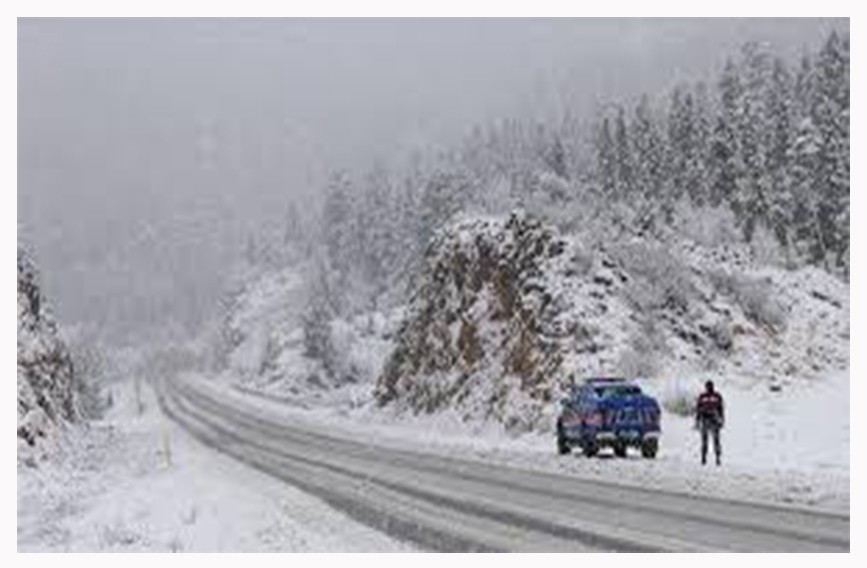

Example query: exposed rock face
[18,244,77,449]
[376,212,570,431]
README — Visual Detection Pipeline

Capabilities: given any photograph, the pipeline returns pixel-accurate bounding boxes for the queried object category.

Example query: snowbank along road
[158,374,849,552]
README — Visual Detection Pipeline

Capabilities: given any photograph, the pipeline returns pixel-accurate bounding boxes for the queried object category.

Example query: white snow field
[16,376,412,552]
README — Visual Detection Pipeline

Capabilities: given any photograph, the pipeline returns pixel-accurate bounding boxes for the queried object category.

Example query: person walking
[695,380,724,466]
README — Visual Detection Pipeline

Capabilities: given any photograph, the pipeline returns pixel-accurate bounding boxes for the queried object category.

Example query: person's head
[705,380,715,393]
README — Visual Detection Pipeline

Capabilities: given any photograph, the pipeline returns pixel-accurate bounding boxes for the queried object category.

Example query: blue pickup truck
[556,377,661,458]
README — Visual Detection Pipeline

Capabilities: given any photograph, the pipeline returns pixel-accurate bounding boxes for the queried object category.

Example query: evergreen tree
[666,87,686,207]
[631,94,665,204]
[359,165,401,295]
[543,135,569,179]
[614,106,634,199]
[737,42,773,242]
[794,54,816,124]
[283,201,302,245]
[813,30,850,271]
[766,57,795,250]
[417,170,466,255]
[688,83,712,206]
[595,116,617,198]
[322,171,354,278]
[666,87,704,218]
[789,114,826,265]
[710,59,744,211]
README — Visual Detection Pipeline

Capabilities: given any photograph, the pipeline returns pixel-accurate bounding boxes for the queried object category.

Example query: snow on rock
[18,243,78,456]
[376,211,572,432]
[375,211,849,433]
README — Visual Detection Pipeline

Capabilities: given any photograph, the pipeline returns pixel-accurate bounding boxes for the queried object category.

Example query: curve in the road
[158,376,849,552]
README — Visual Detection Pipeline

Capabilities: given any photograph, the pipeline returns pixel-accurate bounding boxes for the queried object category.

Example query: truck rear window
[594,385,642,398]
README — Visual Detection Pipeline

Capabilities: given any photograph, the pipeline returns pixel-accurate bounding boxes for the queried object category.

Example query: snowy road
[159,374,849,552]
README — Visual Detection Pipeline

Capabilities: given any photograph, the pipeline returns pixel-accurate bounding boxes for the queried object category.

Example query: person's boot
[701,453,707,465]
[715,454,721,466]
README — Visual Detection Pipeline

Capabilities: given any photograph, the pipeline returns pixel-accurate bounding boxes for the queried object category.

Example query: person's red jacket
[696,391,724,427]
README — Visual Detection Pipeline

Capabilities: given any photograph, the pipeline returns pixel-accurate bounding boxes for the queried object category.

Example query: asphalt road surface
[158,375,849,552]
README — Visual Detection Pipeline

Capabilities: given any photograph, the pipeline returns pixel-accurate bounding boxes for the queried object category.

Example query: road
[158,374,849,552]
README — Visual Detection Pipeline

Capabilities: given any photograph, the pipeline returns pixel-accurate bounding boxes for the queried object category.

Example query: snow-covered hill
[197,209,848,511]
[18,244,79,456]
[375,211,848,432]
[217,211,848,438]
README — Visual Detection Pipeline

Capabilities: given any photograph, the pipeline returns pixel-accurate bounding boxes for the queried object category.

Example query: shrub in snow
[612,242,695,314]
[708,270,787,332]
[302,302,335,368]
[63,328,111,420]
[662,389,696,417]
[617,322,663,378]
[674,203,741,248]
[617,346,658,379]
[750,224,790,269]
[705,320,734,353]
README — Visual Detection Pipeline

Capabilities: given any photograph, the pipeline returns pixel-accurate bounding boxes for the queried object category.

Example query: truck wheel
[614,441,628,458]
[641,438,658,459]
[582,439,599,457]
[557,424,571,455]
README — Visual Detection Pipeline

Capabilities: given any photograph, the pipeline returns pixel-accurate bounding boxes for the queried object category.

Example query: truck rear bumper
[596,430,659,446]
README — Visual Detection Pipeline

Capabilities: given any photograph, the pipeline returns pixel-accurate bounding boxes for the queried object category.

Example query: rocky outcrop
[18,244,77,450]
[376,212,571,431]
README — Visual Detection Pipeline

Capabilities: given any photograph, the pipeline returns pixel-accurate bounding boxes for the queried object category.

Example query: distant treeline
[298,30,848,318]
[592,31,849,272]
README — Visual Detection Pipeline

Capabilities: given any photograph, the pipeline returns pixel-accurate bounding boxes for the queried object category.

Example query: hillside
[374,211,849,432]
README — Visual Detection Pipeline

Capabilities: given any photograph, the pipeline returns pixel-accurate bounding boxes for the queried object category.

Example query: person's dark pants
[700,422,722,465]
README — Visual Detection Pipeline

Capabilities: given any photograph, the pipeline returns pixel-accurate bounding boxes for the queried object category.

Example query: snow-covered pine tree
[631,94,665,201]
[813,30,850,272]
[542,134,569,180]
[765,56,796,253]
[18,242,79,448]
[688,83,712,207]
[793,54,817,140]
[322,171,354,281]
[737,42,773,242]
[710,59,745,213]
[665,86,698,220]
[614,106,634,200]
[283,201,302,245]
[789,112,826,266]
[667,85,711,210]
[302,259,339,375]
[417,170,467,258]
[393,173,424,286]
[595,116,617,199]
[358,164,401,303]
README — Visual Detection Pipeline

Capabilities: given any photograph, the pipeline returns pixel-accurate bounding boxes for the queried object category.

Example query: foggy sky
[17,18,846,342]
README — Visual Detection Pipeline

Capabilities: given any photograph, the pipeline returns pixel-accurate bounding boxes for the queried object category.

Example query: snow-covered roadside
[190,370,849,514]
[17,377,412,552]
